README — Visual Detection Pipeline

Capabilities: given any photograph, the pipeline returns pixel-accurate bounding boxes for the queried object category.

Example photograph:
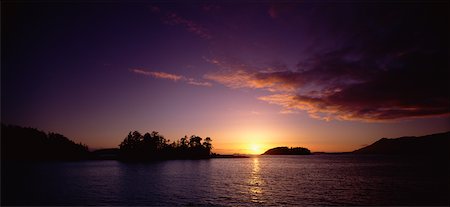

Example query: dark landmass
[92,148,120,160]
[1,124,247,161]
[262,147,311,155]
[91,150,249,160]
[211,153,249,158]
[313,152,350,155]
[353,131,450,155]
[4,123,448,161]
[1,124,215,161]
[118,131,212,161]
[1,124,90,161]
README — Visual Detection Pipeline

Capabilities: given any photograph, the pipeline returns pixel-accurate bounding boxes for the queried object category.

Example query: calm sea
[2,155,449,206]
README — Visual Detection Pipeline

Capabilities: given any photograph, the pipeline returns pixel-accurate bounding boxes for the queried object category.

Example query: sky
[2,1,449,154]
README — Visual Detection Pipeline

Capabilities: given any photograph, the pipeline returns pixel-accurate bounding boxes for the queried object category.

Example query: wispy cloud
[131,68,212,87]
[151,6,212,40]
[186,78,213,87]
[131,69,183,81]
[164,12,212,40]
[204,69,299,93]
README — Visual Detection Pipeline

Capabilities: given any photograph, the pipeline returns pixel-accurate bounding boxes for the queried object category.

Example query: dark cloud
[207,3,449,121]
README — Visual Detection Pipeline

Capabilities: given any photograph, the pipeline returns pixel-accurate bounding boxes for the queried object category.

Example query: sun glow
[249,143,265,155]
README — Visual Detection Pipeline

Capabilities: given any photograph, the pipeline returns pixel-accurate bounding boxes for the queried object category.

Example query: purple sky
[2,2,449,153]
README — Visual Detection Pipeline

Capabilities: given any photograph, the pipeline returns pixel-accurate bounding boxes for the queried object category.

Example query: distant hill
[262,147,311,155]
[1,124,90,161]
[353,132,450,155]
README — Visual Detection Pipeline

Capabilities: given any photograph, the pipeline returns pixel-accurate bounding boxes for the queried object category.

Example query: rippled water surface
[3,155,449,206]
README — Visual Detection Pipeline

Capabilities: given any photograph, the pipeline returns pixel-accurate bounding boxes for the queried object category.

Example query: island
[262,147,311,155]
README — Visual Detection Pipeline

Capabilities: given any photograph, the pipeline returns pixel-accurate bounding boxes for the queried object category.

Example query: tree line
[262,146,311,155]
[1,124,90,160]
[1,124,213,161]
[119,130,212,160]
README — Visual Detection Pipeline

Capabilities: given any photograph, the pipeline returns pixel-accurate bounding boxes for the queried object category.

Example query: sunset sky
[3,2,449,154]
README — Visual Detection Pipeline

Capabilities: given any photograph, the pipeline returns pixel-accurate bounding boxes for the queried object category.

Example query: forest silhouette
[118,131,212,160]
[4,123,448,162]
[1,124,213,161]
[262,147,311,155]
[1,124,90,161]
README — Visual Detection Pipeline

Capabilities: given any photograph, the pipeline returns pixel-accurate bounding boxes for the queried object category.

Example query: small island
[262,147,311,155]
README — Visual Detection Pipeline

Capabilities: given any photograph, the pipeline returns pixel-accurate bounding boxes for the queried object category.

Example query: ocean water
[2,155,449,206]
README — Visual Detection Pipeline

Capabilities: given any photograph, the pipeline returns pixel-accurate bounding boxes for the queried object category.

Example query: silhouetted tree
[189,135,202,148]
[118,130,213,161]
[203,137,212,155]
[180,135,188,148]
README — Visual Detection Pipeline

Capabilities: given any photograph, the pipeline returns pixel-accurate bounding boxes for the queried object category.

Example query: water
[2,155,449,206]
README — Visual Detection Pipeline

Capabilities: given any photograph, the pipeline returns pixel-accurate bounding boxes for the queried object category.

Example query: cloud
[280,109,298,115]
[186,78,213,87]
[203,5,449,121]
[204,17,449,122]
[204,69,301,93]
[150,6,211,40]
[131,68,212,87]
[131,69,183,81]
[164,12,212,39]
[148,4,449,122]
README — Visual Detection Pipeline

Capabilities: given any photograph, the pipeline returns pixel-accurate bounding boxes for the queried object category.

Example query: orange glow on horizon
[248,143,265,155]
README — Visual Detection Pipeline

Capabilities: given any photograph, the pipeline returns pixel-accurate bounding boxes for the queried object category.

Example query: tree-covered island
[118,131,212,160]
[262,147,311,155]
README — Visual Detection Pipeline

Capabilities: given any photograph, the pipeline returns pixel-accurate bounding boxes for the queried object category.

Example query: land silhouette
[1,124,217,161]
[2,123,449,161]
[262,147,311,155]
[118,131,212,160]
[92,148,120,160]
[353,131,450,155]
[1,124,90,161]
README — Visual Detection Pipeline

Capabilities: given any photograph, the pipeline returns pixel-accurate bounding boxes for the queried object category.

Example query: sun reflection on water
[248,157,264,204]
